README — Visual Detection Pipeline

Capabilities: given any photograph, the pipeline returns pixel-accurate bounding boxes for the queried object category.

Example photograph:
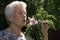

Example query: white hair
[5,1,27,17]
[5,1,27,25]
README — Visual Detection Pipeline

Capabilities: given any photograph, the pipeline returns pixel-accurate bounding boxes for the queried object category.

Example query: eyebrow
[21,10,27,14]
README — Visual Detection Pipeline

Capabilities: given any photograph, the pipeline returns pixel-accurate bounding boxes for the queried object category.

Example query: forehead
[15,5,26,13]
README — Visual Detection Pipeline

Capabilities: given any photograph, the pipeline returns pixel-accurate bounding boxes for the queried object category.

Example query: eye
[25,13,27,15]
[24,12,27,15]
[18,12,27,16]
[18,13,22,15]
[23,11,27,15]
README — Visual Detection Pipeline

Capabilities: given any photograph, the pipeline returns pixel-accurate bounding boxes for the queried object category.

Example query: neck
[6,24,23,36]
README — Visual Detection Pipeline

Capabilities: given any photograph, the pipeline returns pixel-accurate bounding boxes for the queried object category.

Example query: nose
[23,13,27,18]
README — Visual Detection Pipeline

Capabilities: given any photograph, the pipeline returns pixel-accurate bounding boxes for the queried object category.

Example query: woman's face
[11,6,27,28]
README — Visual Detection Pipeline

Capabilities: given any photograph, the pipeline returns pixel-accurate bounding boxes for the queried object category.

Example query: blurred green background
[0,0,60,40]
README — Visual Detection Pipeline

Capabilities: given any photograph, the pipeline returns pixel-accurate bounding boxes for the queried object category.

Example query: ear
[7,15,13,22]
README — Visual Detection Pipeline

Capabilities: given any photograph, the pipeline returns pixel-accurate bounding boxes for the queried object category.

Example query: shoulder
[0,30,5,40]
[0,30,4,36]
[0,30,13,40]
[0,29,10,37]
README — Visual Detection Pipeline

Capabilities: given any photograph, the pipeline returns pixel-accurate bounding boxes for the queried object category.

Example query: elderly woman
[0,1,27,40]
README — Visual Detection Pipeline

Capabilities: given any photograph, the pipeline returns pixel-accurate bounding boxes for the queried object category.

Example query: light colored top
[0,30,26,40]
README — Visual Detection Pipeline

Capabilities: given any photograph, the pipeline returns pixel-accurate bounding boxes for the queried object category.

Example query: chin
[22,23,26,25]
[21,24,25,27]
[21,26,27,32]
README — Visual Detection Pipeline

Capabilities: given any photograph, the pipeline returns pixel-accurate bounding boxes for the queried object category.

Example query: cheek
[17,17,22,24]
[17,15,22,20]
[18,17,22,21]
[14,17,20,23]
[16,15,21,20]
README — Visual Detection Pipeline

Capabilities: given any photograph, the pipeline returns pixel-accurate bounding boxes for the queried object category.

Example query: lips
[21,18,26,22]
[22,20,26,22]
[23,20,25,21]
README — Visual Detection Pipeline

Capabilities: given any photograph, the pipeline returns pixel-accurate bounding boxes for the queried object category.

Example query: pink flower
[28,17,38,26]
